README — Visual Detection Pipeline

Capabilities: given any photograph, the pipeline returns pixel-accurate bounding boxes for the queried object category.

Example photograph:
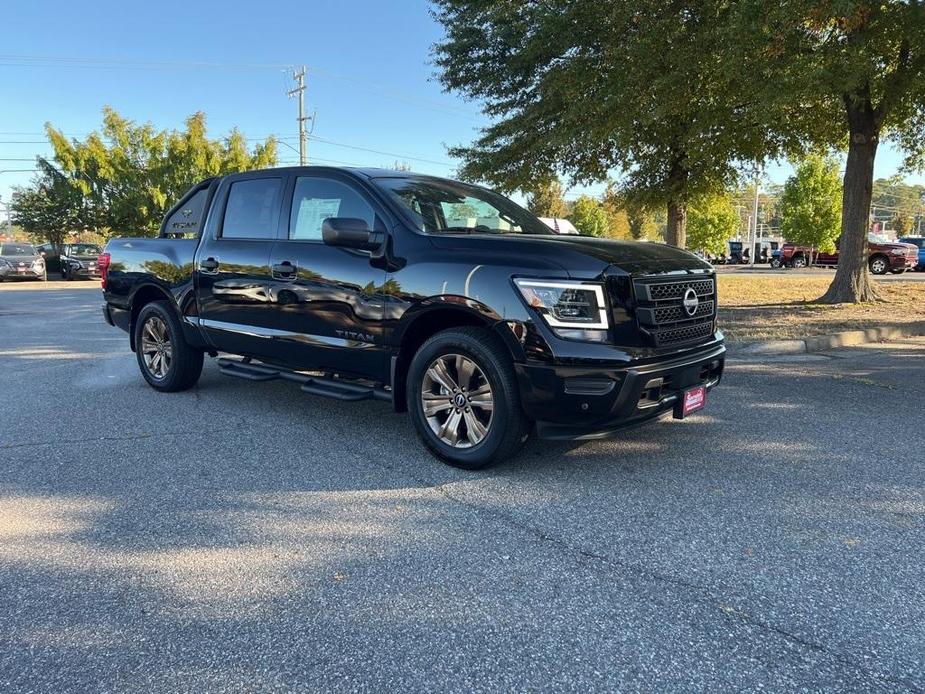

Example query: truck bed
[103,237,199,309]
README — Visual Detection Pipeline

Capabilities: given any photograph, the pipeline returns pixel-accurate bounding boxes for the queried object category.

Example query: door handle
[200,257,219,272]
[272,261,297,278]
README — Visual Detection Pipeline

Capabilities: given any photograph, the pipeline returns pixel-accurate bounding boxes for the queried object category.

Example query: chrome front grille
[633,276,717,347]
[653,300,714,324]
[638,279,714,302]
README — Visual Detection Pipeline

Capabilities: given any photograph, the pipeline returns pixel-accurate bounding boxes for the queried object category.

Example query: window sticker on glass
[293,198,342,240]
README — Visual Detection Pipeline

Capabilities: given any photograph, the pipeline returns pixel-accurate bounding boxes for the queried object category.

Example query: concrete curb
[730,321,925,355]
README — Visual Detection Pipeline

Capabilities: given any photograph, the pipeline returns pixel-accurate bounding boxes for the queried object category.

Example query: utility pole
[288,66,309,165]
[749,165,761,266]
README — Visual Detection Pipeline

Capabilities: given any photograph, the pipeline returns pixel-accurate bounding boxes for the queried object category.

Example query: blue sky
[1,0,922,213]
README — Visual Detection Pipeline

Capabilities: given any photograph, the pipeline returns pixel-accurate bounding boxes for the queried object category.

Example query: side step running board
[218,357,392,403]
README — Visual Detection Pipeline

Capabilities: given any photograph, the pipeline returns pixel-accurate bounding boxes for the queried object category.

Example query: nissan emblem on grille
[682,287,699,316]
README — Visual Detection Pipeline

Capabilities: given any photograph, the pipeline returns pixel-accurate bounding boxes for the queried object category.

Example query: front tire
[406,326,530,469]
[134,301,203,392]
[791,255,807,269]
[869,255,889,275]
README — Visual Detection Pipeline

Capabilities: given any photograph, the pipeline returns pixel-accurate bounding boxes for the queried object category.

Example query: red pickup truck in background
[779,234,919,274]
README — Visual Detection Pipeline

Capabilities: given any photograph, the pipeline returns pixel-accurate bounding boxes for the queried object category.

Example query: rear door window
[221,178,283,240]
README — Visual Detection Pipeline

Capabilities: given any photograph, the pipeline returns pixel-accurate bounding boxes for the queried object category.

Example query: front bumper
[516,342,725,440]
[890,255,918,270]
[0,267,43,279]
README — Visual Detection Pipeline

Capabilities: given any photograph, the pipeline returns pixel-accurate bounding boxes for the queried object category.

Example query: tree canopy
[526,177,569,219]
[30,107,277,237]
[687,193,739,256]
[433,0,784,248]
[568,196,609,237]
[10,160,82,249]
[779,156,843,259]
[872,176,924,236]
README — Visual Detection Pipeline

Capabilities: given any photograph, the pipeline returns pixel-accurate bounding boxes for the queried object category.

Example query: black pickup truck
[101,167,724,468]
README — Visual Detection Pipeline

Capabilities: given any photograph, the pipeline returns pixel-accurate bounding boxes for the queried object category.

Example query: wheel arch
[128,283,177,352]
[390,303,524,412]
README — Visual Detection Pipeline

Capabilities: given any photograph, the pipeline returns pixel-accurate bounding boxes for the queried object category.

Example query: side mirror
[322,217,384,251]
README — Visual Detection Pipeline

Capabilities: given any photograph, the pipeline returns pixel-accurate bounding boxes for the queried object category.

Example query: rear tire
[406,326,530,469]
[134,301,203,392]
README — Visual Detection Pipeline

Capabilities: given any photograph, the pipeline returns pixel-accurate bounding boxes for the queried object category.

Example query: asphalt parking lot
[2,285,924,692]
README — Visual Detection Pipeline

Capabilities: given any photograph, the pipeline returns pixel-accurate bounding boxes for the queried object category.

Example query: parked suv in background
[0,242,45,281]
[779,234,918,274]
[101,167,724,469]
[898,236,925,270]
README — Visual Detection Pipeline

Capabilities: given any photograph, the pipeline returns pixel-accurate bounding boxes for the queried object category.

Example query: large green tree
[526,177,569,219]
[43,107,277,236]
[568,195,609,237]
[739,1,925,301]
[779,155,843,264]
[687,193,739,256]
[872,176,924,235]
[432,1,783,249]
[10,160,82,249]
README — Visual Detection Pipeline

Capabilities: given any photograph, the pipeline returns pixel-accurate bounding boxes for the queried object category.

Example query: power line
[0,54,291,71]
[306,135,454,167]
[0,53,483,119]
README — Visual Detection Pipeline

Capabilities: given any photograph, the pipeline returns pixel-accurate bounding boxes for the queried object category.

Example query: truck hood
[871,241,918,252]
[428,233,712,277]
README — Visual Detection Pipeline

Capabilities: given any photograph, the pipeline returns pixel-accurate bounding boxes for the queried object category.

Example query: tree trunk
[666,200,687,248]
[819,127,880,303]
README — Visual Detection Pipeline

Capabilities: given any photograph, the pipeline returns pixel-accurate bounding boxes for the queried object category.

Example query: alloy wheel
[871,258,887,274]
[140,316,172,379]
[421,353,494,448]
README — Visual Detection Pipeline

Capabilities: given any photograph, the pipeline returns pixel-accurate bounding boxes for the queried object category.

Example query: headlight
[71,260,84,269]
[0,259,10,269]
[514,279,609,340]
[890,248,906,255]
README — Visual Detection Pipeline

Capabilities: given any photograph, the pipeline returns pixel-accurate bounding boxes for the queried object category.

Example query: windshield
[868,233,892,244]
[374,176,553,235]
[0,244,36,256]
[68,244,102,255]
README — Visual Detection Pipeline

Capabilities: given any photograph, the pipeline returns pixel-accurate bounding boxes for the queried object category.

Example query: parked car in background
[101,167,724,469]
[0,242,45,281]
[538,217,580,235]
[898,236,925,270]
[779,234,918,274]
[726,241,746,264]
[60,243,104,280]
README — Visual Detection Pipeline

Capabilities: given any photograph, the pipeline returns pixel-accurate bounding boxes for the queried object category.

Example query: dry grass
[717,276,925,342]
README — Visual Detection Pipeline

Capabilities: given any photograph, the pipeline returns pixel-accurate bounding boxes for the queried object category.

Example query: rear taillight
[98,252,111,289]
